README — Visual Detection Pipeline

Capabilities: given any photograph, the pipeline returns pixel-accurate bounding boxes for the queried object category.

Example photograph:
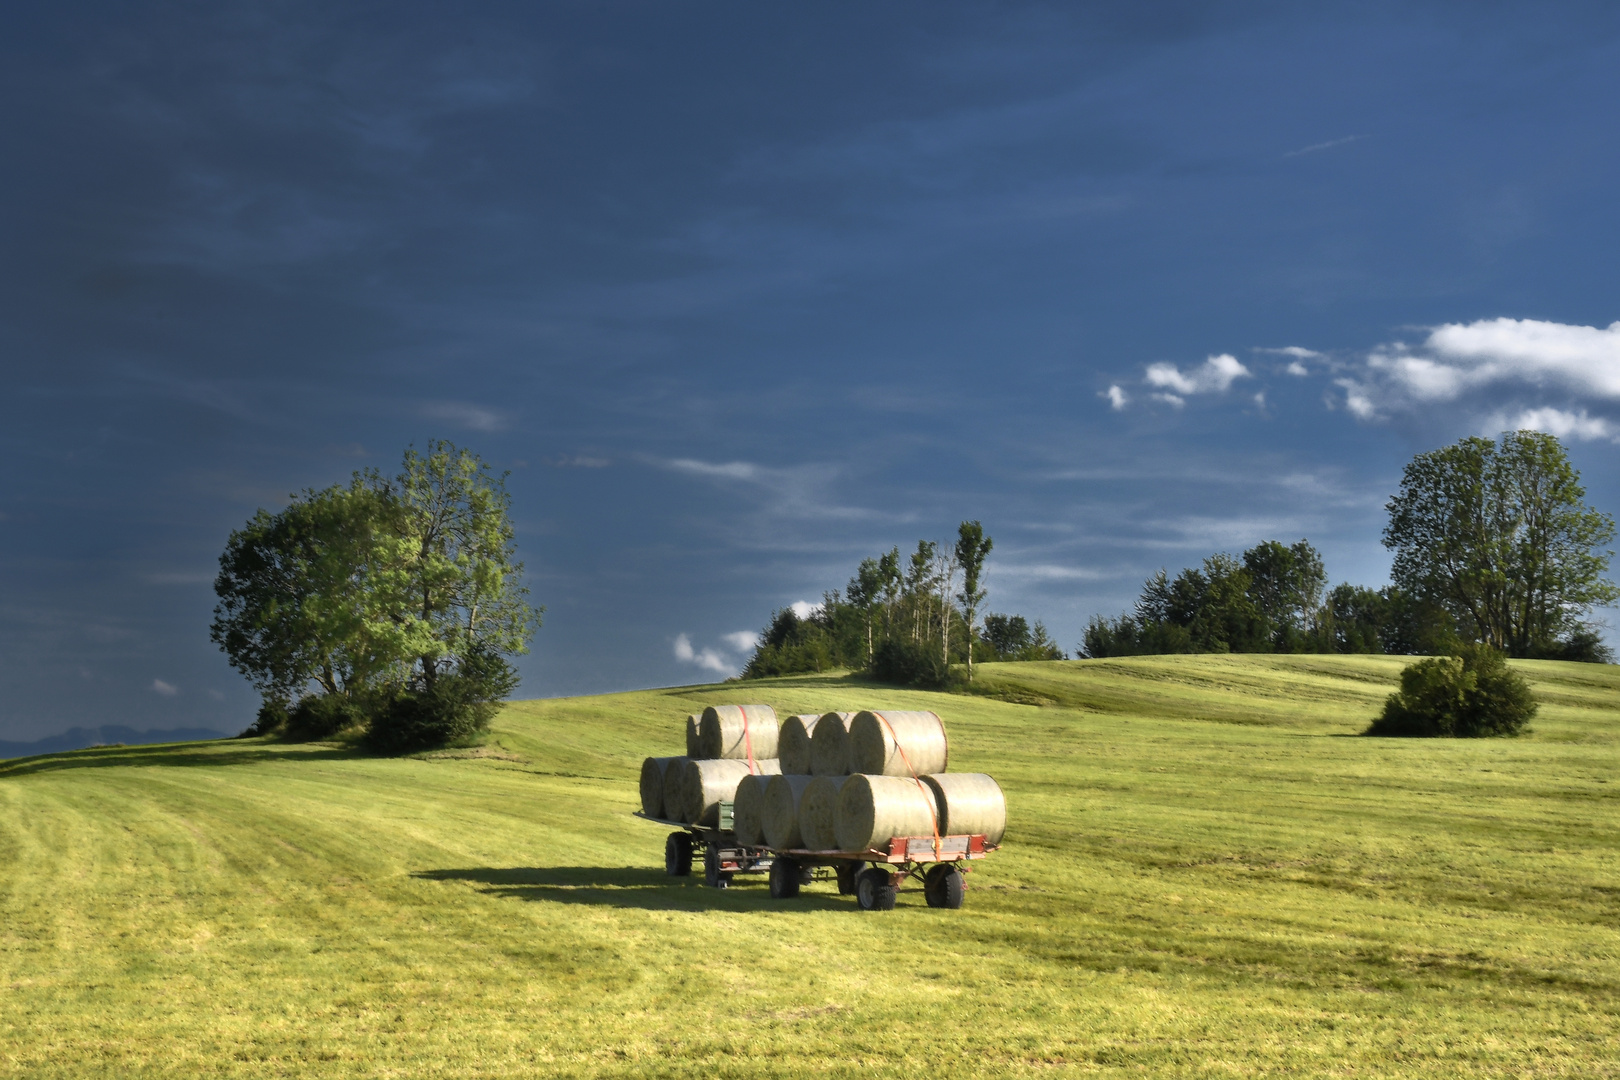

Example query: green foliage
[367,646,519,755]
[1385,430,1617,657]
[980,613,1066,660]
[869,634,950,688]
[954,520,993,681]
[1367,645,1538,738]
[283,693,368,742]
[741,608,838,678]
[211,441,541,752]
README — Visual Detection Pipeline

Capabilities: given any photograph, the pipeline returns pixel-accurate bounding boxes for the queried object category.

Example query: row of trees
[210,442,540,751]
[743,521,1063,686]
[1085,431,1616,663]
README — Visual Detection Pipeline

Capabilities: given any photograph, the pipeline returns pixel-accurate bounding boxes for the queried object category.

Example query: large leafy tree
[1384,431,1616,656]
[389,442,539,689]
[211,475,429,703]
[211,443,540,709]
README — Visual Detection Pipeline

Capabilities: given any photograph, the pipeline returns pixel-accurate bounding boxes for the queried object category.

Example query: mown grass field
[2,654,1618,1078]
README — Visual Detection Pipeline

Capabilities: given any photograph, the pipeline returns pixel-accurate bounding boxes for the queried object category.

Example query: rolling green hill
[2,655,1618,1078]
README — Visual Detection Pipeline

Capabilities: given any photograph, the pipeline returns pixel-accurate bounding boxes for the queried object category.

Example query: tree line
[1084,431,1616,662]
[742,521,1063,686]
[210,442,540,752]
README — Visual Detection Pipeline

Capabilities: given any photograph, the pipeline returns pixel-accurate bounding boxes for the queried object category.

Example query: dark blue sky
[5,2,1619,741]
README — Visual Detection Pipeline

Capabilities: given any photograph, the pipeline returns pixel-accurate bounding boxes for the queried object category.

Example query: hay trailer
[640,805,997,910]
[767,832,997,911]
[635,808,774,889]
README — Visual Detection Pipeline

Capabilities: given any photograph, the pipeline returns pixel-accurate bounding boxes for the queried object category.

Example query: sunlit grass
[1,655,1617,1077]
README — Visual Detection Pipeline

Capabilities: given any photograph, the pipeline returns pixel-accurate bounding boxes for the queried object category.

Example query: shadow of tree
[413,866,856,912]
[0,740,362,778]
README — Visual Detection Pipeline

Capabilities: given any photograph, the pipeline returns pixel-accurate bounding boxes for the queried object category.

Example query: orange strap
[874,710,941,860]
[741,707,758,774]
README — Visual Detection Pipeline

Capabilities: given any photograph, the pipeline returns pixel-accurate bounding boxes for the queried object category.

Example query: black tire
[704,845,731,889]
[924,864,965,909]
[835,860,866,896]
[856,867,897,911]
[769,857,801,899]
[665,832,692,877]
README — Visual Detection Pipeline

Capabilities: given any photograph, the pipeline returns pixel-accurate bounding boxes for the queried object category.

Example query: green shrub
[283,694,367,742]
[366,648,517,755]
[1366,645,1537,738]
[239,699,289,738]
[870,635,950,688]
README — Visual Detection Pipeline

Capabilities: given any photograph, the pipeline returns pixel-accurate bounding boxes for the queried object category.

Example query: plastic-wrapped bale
[809,712,857,776]
[761,774,816,849]
[698,704,780,761]
[639,756,680,818]
[660,758,695,823]
[779,713,837,775]
[685,714,701,758]
[922,773,1007,845]
[847,710,948,776]
[835,774,942,853]
[732,773,773,846]
[798,774,856,851]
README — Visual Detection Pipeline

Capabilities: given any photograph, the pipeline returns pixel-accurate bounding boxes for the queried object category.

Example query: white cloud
[1104,384,1129,410]
[1144,353,1251,396]
[664,458,760,481]
[1286,361,1310,376]
[1151,392,1185,408]
[672,633,732,675]
[722,630,760,653]
[1488,407,1617,442]
[423,401,506,432]
[790,600,822,620]
[151,679,179,697]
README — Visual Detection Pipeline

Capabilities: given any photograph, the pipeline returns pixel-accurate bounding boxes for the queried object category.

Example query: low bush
[1366,645,1537,738]
[870,635,950,689]
[366,648,518,755]
[283,694,367,742]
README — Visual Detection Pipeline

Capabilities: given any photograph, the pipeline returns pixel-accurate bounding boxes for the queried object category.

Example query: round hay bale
[809,712,857,776]
[922,773,1007,845]
[685,714,701,758]
[732,774,772,846]
[640,756,679,818]
[778,713,832,774]
[678,758,756,827]
[661,757,695,822]
[761,774,816,849]
[848,710,948,776]
[699,704,780,761]
[835,773,941,853]
[798,775,854,851]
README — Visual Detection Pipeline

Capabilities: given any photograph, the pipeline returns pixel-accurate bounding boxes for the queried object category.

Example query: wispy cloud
[721,630,760,653]
[1484,406,1617,443]
[1103,384,1129,410]
[422,401,507,432]
[151,679,179,697]
[1137,354,1251,407]
[1282,134,1365,158]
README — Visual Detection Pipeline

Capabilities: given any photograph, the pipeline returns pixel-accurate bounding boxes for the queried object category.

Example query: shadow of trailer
[635,807,998,911]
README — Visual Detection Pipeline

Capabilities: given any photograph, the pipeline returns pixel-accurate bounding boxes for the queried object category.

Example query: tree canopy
[212,442,540,748]
[1384,430,1616,658]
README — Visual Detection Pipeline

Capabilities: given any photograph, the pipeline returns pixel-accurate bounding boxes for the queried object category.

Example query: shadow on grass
[414,865,855,912]
[0,739,362,778]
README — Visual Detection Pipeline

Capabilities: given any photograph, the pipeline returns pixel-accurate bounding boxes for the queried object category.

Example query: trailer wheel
[835,860,865,896]
[703,845,732,889]
[856,867,897,911]
[665,832,692,877]
[924,864,965,909]
[769,857,801,899]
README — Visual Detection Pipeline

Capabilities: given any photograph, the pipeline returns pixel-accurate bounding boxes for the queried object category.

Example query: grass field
[2,654,1618,1077]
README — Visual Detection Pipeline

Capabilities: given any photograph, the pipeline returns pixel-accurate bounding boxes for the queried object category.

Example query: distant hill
[0,724,229,760]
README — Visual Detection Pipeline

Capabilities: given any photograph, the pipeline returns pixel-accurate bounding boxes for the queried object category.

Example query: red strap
[874,710,941,860]
[741,706,758,774]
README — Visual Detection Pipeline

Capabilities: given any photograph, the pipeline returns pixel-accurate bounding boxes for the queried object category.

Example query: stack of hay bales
[639,705,781,829]
[640,705,1006,852]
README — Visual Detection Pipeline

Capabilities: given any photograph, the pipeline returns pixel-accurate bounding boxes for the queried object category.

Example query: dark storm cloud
[2,2,1618,741]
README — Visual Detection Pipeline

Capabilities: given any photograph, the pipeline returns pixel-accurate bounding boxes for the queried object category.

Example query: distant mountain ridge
[0,725,230,760]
